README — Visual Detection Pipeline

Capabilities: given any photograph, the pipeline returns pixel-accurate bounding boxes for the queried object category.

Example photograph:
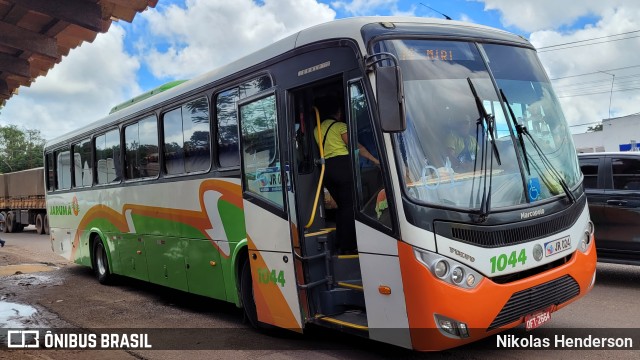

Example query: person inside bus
[526,105,546,133]
[446,115,477,172]
[314,95,379,254]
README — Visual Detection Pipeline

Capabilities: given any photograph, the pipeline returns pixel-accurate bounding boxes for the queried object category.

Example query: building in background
[572,114,640,153]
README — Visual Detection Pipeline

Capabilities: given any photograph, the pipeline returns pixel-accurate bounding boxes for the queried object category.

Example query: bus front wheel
[240,259,259,328]
[44,215,50,235]
[93,240,113,285]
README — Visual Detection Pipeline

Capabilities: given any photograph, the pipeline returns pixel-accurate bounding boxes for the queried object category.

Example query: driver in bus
[445,115,477,172]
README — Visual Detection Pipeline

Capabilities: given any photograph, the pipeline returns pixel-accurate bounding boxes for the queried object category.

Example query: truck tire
[6,212,15,233]
[0,211,6,233]
[44,215,50,235]
[35,214,44,235]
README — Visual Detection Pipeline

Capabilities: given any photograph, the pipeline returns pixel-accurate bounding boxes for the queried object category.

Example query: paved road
[0,230,638,359]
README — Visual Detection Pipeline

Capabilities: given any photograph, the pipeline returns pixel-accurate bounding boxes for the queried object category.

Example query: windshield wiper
[499,89,530,175]
[467,78,502,221]
[467,78,502,166]
[499,90,576,204]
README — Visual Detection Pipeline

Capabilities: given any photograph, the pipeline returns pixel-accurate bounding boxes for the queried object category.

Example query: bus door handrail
[305,106,325,229]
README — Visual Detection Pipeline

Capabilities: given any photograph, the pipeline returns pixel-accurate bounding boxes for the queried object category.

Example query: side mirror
[376,65,406,133]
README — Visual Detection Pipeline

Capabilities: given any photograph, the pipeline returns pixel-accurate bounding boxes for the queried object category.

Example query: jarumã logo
[50,196,80,216]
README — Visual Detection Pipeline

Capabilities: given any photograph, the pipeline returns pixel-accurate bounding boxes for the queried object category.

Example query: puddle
[0,263,59,276]
[0,301,38,328]
[0,272,63,288]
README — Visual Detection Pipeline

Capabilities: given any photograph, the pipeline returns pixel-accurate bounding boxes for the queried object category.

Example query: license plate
[544,235,571,257]
[525,307,551,330]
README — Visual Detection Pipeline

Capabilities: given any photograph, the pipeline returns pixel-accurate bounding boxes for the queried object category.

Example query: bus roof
[45,16,529,148]
[108,80,188,114]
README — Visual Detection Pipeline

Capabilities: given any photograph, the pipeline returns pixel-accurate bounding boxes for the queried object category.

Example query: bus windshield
[380,39,581,210]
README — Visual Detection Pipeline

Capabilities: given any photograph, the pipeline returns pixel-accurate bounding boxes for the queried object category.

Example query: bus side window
[72,139,92,187]
[182,98,210,173]
[55,148,71,190]
[163,98,210,175]
[349,80,391,228]
[216,75,273,168]
[95,129,121,184]
[46,152,55,191]
[126,116,159,179]
[216,88,240,168]
[239,93,283,208]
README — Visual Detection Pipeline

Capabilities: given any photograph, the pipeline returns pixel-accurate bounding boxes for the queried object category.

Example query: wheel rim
[96,245,106,275]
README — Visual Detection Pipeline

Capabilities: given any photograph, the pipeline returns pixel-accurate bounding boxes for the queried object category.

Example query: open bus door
[238,90,304,331]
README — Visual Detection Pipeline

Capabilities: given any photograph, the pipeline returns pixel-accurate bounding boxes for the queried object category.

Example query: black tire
[35,214,44,235]
[6,212,15,233]
[0,211,6,233]
[93,239,113,285]
[240,259,259,328]
[44,215,50,235]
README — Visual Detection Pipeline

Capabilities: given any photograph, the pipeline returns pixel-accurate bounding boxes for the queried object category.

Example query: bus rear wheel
[35,214,44,235]
[240,259,259,328]
[93,239,113,285]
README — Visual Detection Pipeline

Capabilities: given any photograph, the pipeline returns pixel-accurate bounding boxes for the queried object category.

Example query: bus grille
[488,275,580,330]
[443,196,585,248]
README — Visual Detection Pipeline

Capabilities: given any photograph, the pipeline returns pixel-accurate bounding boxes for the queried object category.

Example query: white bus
[45,17,596,351]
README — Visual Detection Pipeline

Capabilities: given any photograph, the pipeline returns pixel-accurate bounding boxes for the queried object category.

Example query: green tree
[0,125,45,173]
[586,123,603,132]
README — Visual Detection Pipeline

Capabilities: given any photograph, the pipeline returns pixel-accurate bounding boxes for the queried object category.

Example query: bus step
[304,228,335,238]
[319,287,365,314]
[332,255,362,283]
[337,280,363,291]
[315,310,368,332]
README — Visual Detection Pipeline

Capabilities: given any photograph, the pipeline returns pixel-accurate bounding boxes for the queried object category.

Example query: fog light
[434,260,449,278]
[584,230,592,245]
[466,274,476,287]
[451,267,464,284]
[458,322,469,338]
[587,221,594,235]
[438,319,456,335]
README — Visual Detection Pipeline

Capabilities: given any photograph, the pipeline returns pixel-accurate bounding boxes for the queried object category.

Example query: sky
[2,0,640,140]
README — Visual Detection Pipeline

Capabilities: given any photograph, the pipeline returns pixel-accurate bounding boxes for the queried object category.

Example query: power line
[557,85,640,98]
[549,65,640,80]
[538,35,640,52]
[537,29,640,49]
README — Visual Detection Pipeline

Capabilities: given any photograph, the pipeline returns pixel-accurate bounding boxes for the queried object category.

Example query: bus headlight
[579,221,594,253]
[414,247,483,289]
[451,267,464,284]
[434,260,449,278]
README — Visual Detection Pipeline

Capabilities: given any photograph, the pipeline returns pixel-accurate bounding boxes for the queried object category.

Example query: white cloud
[529,6,640,130]
[476,0,638,32]
[140,0,336,79]
[0,25,141,140]
[473,1,640,131]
